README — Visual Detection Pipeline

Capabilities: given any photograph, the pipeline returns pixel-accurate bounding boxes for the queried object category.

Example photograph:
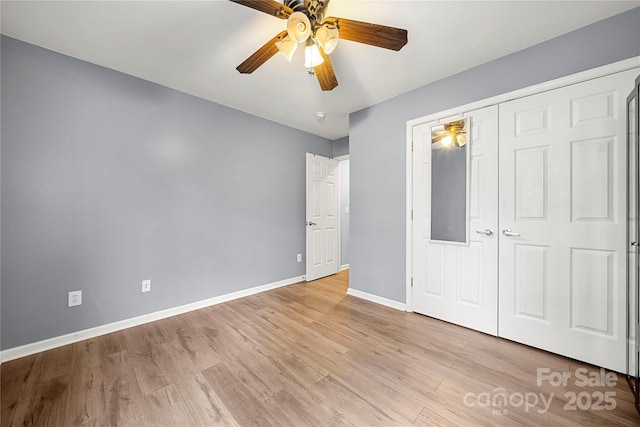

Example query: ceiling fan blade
[236,30,288,74]
[229,0,293,19]
[314,47,338,91]
[324,17,408,51]
[444,120,466,130]
[431,132,446,143]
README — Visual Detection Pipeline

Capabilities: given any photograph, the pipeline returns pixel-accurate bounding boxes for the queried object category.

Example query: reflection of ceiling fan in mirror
[432,119,468,148]
[230,0,408,91]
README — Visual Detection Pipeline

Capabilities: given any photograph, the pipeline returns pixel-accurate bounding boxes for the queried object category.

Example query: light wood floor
[2,270,638,426]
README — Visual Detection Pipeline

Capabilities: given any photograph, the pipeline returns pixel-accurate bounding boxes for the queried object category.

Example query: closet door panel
[498,69,637,373]
[412,105,499,335]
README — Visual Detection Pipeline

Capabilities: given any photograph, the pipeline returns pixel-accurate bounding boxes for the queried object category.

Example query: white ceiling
[1,0,638,140]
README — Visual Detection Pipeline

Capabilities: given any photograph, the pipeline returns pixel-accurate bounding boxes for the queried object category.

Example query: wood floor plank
[273,363,357,426]
[201,362,281,426]
[312,374,411,426]
[14,375,71,426]
[272,351,327,386]
[174,371,240,427]
[262,389,319,427]
[2,269,639,426]
[329,363,426,422]
[1,353,42,425]
[343,349,440,403]
[414,401,506,427]
[100,351,139,426]
[63,339,106,425]
[132,383,197,426]
[223,352,285,402]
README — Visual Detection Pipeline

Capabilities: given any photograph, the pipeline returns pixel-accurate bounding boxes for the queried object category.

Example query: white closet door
[498,69,636,373]
[412,105,499,335]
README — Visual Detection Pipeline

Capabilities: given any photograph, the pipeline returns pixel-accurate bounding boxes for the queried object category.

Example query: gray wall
[332,136,349,158]
[350,7,640,303]
[1,36,332,350]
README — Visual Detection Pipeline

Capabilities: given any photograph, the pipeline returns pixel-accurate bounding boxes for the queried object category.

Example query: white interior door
[306,153,339,281]
[412,105,499,335]
[498,69,636,373]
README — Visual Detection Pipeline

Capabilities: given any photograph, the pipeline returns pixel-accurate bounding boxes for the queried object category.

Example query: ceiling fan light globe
[316,25,339,54]
[441,135,453,147]
[287,11,312,43]
[304,43,324,68]
[275,35,298,62]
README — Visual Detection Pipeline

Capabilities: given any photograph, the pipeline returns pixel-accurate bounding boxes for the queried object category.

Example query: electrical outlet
[297,253,302,263]
[142,279,151,293]
[68,290,82,307]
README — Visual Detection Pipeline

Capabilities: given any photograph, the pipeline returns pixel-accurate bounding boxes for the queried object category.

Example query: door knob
[502,229,521,237]
[632,242,639,246]
[307,221,317,226]
[475,229,494,236]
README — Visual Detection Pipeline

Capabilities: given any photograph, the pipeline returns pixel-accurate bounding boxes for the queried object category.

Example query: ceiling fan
[229,0,408,91]
[431,120,469,148]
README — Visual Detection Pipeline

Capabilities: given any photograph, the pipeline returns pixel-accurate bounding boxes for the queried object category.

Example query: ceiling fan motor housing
[284,0,307,14]
[284,0,329,28]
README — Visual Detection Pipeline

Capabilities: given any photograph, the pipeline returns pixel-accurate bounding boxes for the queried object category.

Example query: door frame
[335,154,350,272]
[405,56,640,312]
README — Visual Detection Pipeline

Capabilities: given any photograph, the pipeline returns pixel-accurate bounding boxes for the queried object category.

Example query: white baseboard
[0,275,304,363]
[340,264,349,271]
[346,288,406,311]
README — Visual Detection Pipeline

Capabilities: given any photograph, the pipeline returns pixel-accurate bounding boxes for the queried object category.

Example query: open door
[306,153,339,281]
